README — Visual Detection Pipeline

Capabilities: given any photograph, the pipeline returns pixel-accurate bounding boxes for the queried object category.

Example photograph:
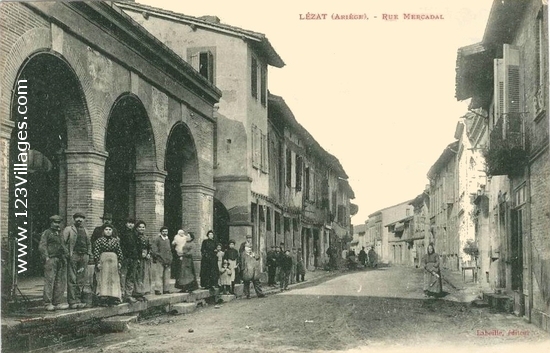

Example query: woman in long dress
[423,242,442,296]
[174,231,198,293]
[200,230,219,289]
[93,224,124,306]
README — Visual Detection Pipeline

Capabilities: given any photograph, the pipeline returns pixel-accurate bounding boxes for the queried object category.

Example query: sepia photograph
[0,0,549,352]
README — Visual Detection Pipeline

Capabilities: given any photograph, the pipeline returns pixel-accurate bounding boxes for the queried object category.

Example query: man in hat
[238,235,253,284]
[119,218,139,303]
[63,212,91,309]
[91,213,118,245]
[39,215,70,311]
[266,245,277,287]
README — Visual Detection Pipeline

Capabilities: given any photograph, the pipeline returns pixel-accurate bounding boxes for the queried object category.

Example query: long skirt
[96,252,121,300]
[176,255,198,292]
[200,255,219,288]
[423,269,442,293]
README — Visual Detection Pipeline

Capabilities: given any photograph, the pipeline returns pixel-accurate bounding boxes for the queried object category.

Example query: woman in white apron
[92,224,124,306]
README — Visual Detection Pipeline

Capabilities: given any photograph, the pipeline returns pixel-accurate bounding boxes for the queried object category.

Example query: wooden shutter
[189,52,199,71]
[502,44,521,145]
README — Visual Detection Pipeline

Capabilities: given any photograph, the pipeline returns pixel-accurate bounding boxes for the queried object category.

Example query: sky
[140,0,494,224]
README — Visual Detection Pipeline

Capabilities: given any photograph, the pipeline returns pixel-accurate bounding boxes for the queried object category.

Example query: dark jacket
[63,225,91,257]
[281,254,293,273]
[119,228,140,260]
[39,229,67,259]
[241,252,261,281]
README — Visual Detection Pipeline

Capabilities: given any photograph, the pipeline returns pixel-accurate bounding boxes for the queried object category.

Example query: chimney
[198,15,221,24]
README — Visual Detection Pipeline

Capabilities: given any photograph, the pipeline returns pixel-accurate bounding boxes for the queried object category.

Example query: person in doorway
[151,226,172,295]
[93,224,123,306]
[118,218,140,303]
[200,230,219,289]
[174,231,198,293]
[39,215,70,311]
[63,212,91,309]
[267,246,278,287]
[290,248,298,285]
[296,247,306,282]
[241,245,265,299]
[422,242,442,296]
[222,240,239,294]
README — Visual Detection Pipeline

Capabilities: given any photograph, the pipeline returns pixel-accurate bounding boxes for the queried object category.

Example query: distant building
[367,200,413,264]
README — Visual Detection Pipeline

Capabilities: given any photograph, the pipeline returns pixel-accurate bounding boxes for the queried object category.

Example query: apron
[96,252,122,300]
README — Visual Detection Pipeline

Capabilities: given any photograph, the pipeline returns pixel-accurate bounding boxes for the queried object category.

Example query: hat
[100,213,113,220]
[228,239,236,245]
[126,217,135,223]
[73,212,85,219]
[49,215,62,222]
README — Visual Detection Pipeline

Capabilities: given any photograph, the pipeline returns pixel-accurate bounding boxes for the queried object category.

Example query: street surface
[58,267,550,353]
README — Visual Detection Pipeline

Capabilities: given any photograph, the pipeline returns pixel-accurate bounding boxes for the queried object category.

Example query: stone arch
[104,93,158,228]
[163,121,200,236]
[1,27,96,151]
[6,52,93,277]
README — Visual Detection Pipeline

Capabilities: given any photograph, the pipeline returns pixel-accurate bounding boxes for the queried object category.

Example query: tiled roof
[116,1,284,68]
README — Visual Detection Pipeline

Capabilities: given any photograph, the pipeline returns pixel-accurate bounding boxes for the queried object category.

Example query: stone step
[169,302,196,315]
[483,292,513,313]
[217,295,236,303]
[100,315,138,332]
[471,299,490,308]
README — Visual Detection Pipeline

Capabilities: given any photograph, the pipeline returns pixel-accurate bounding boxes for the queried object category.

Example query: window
[252,124,259,169]
[260,65,267,106]
[286,148,292,187]
[295,155,303,191]
[260,132,268,173]
[188,48,215,84]
[251,57,258,99]
[266,207,272,231]
[304,167,310,201]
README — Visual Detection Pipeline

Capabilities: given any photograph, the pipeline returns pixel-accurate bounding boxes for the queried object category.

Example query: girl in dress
[219,260,232,295]
[174,231,198,293]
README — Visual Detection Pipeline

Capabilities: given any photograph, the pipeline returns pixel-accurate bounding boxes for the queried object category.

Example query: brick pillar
[134,170,166,238]
[181,183,214,270]
[64,150,108,233]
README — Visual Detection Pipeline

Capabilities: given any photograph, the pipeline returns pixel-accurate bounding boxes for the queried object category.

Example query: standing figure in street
[267,246,277,286]
[290,248,298,284]
[119,218,139,303]
[200,230,219,289]
[423,242,442,296]
[326,245,338,271]
[274,245,283,285]
[222,239,239,294]
[367,246,378,268]
[241,245,265,299]
[238,235,253,284]
[134,220,151,301]
[151,226,173,295]
[173,230,198,293]
[93,224,124,306]
[219,260,232,295]
[280,249,293,291]
[358,247,367,268]
[39,215,70,311]
[63,212,91,309]
[296,247,306,282]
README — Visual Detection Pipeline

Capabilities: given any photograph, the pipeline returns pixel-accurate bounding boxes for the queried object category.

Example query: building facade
[456,0,549,331]
[1,1,221,295]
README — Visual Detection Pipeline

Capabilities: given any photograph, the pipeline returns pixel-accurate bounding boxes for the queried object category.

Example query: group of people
[266,244,307,292]
[38,213,271,311]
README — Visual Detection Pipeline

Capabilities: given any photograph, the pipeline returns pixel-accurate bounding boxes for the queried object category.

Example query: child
[172,229,187,257]
[216,243,225,271]
[219,260,232,294]
[280,249,293,291]
[223,240,239,293]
